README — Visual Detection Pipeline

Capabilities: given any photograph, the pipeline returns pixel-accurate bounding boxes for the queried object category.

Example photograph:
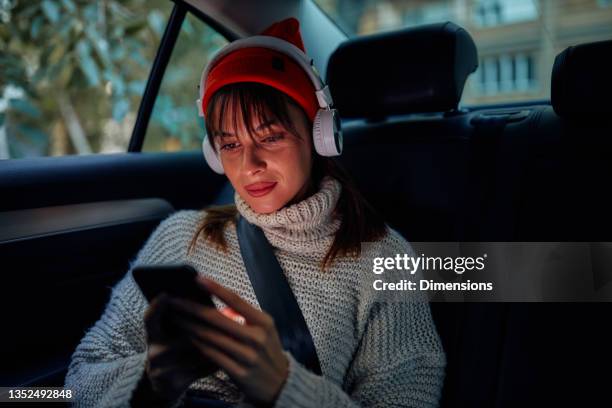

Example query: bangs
[204,82,306,153]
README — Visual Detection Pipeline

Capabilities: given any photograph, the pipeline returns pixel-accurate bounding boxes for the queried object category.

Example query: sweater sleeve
[272,230,447,408]
[64,211,195,407]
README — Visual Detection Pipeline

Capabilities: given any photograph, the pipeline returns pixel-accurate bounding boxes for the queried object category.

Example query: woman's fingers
[196,276,272,328]
[147,328,220,378]
[145,294,198,343]
[148,336,195,364]
[167,297,262,346]
[173,314,260,367]
[144,293,170,340]
[188,336,248,380]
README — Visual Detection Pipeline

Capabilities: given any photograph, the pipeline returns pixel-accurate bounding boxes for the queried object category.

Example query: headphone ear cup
[312,109,343,157]
[202,136,225,174]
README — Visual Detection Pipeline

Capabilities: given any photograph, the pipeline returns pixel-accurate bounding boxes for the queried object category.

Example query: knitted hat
[201,17,320,122]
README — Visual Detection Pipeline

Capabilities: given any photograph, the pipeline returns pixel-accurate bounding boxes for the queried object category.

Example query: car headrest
[326,21,478,118]
[551,40,612,118]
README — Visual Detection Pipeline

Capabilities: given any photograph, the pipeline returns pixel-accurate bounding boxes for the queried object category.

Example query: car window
[0,0,174,159]
[142,12,227,153]
[313,0,612,105]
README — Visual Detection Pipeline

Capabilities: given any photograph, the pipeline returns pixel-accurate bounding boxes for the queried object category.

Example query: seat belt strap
[236,214,322,375]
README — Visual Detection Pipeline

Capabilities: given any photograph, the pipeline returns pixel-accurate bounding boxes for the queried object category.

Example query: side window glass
[0,1,173,159]
[142,12,227,152]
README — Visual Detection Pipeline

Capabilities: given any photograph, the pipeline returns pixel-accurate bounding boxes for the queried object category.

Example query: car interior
[1,0,611,406]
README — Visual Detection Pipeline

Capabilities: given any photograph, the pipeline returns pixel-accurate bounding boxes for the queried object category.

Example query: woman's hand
[140,293,219,403]
[167,276,289,406]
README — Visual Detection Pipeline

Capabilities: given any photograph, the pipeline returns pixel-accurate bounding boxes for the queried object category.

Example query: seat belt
[235,214,322,375]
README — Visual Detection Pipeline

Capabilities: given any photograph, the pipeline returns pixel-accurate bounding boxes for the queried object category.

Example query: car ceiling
[182,0,347,77]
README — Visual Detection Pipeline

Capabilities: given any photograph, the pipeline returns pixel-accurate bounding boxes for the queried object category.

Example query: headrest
[326,22,478,118]
[551,40,612,118]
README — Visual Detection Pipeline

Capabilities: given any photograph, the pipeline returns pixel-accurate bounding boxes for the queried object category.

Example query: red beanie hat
[201,17,320,122]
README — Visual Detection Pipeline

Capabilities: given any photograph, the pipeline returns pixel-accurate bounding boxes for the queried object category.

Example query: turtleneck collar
[234,175,343,253]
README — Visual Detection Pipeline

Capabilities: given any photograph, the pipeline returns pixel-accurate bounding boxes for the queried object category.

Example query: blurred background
[1,0,611,159]
[317,0,612,105]
[0,0,227,159]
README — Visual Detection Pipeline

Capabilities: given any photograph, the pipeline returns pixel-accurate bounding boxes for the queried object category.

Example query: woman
[65,17,446,408]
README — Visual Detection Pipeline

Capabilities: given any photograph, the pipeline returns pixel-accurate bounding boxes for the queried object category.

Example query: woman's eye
[263,134,284,143]
[220,142,239,151]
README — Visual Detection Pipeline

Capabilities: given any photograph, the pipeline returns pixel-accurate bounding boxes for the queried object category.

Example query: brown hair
[188,82,387,270]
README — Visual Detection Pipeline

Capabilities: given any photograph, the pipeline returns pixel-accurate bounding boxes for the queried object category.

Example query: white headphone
[196,35,343,175]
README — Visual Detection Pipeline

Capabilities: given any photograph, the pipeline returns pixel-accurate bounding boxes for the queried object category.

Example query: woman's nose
[242,144,266,175]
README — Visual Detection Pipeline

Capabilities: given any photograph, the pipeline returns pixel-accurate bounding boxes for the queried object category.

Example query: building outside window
[403,2,453,25]
[475,52,537,95]
[473,0,538,27]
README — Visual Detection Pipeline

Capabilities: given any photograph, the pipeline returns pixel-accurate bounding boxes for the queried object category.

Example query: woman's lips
[244,181,277,197]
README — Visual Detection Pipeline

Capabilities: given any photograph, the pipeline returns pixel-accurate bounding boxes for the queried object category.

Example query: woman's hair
[188,82,387,271]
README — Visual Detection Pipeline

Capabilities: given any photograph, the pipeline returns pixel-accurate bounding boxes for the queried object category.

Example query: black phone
[132,263,215,308]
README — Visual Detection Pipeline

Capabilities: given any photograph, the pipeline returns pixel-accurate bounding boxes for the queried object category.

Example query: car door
[0,1,234,387]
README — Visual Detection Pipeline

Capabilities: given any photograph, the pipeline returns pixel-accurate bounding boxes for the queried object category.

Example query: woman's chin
[242,195,285,214]
[249,201,282,214]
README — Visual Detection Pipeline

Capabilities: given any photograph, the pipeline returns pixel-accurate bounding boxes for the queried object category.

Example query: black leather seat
[326,22,612,407]
[327,22,478,242]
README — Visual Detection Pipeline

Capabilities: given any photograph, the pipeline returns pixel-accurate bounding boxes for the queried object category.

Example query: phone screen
[132,264,215,307]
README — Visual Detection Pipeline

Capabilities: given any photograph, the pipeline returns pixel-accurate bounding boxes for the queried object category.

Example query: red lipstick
[244,181,277,197]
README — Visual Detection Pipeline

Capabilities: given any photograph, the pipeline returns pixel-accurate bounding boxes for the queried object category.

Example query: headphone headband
[196,35,334,117]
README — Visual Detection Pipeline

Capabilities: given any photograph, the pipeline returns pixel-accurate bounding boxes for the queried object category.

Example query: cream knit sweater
[64,175,446,407]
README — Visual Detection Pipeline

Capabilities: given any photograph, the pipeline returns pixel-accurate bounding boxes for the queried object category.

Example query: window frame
[127,0,238,153]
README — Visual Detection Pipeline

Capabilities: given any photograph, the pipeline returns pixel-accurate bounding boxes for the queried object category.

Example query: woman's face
[213,99,313,214]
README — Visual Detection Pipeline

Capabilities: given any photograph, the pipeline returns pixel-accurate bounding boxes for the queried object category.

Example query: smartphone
[132,263,215,307]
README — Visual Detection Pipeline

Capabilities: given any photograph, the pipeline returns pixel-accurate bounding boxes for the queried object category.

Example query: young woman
[65,17,446,408]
